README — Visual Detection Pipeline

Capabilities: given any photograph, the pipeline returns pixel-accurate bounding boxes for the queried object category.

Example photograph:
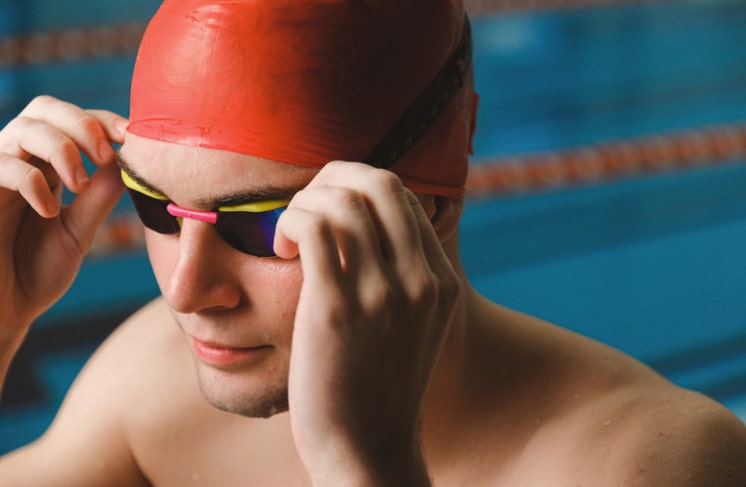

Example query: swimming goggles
[121,170,288,257]
[121,16,472,257]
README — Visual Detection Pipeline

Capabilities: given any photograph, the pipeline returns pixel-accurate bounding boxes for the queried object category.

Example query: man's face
[119,133,319,417]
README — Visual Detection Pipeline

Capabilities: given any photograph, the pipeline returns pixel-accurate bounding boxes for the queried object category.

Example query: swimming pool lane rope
[466,122,746,198]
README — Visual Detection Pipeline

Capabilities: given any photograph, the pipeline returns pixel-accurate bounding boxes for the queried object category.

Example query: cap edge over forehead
[128,0,472,197]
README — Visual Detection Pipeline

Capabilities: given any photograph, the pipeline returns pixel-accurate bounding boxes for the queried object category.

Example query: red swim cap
[128,0,475,198]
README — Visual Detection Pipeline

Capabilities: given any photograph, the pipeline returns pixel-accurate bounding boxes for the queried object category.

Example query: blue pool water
[1,0,745,454]
[462,0,746,418]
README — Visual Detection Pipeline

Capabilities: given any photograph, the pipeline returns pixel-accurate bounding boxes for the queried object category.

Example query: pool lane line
[465,0,677,15]
[0,22,147,66]
[0,0,676,67]
[466,122,746,198]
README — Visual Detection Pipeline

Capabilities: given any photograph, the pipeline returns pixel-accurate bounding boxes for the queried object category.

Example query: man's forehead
[118,134,316,201]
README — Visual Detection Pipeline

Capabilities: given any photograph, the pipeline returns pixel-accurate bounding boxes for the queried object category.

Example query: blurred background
[1,0,745,454]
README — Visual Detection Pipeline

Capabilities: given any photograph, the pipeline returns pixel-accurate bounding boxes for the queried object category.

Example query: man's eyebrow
[197,189,297,208]
[116,151,168,196]
[115,150,300,208]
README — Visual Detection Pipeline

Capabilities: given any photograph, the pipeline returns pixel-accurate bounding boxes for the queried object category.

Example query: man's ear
[423,195,463,243]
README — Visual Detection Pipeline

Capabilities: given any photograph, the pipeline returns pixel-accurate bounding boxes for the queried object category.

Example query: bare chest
[131,409,309,486]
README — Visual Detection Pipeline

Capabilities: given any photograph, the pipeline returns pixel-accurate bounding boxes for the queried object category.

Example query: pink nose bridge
[167,203,218,224]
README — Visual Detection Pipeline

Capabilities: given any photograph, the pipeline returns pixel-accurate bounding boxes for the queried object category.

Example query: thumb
[61,163,125,255]
[273,210,301,260]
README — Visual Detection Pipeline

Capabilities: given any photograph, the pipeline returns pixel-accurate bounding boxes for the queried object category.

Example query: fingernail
[44,193,59,216]
[115,118,129,135]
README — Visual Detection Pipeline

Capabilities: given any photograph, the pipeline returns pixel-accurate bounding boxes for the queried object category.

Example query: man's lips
[190,337,272,368]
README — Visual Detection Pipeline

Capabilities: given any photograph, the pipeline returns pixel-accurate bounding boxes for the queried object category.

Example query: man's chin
[204,389,290,418]
[195,367,290,418]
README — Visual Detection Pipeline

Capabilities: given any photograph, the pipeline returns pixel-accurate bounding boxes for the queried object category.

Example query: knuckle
[3,115,30,136]
[18,165,45,193]
[418,273,440,304]
[303,212,333,241]
[33,94,55,104]
[404,266,439,305]
[55,136,79,160]
[408,264,460,310]
[330,187,365,211]
[29,94,55,108]
[74,112,103,136]
[368,168,402,193]
[21,95,57,117]
[368,281,397,309]
[86,109,116,131]
[316,160,345,178]
[324,160,347,169]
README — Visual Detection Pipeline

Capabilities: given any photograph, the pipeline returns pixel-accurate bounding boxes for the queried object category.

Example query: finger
[87,109,129,148]
[308,161,425,265]
[3,116,91,194]
[1,106,127,197]
[60,163,125,254]
[274,207,344,289]
[404,191,460,321]
[405,190,454,278]
[284,185,386,273]
[18,95,123,167]
[310,162,456,307]
[0,154,60,218]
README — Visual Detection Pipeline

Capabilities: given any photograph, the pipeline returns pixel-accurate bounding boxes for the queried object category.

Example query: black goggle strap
[363,15,473,169]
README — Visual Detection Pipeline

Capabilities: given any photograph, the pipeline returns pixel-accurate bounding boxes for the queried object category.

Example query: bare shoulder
[659,390,746,485]
[0,298,264,486]
[475,304,746,486]
[570,382,746,486]
[0,298,181,487]
[525,338,746,486]
[68,297,192,410]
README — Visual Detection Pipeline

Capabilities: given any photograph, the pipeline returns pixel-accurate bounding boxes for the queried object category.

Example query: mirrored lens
[217,207,284,257]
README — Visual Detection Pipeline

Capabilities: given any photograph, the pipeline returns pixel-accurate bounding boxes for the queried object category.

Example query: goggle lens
[216,209,284,257]
[123,176,287,257]
[127,188,181,234]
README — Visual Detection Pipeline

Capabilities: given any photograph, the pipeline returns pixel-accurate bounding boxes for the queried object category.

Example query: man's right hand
[0,95,127,347]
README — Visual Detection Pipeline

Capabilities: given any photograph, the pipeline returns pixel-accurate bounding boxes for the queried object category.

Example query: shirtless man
[1,1,745,485]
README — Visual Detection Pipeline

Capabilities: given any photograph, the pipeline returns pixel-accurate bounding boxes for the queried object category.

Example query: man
[0,0,744,485]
